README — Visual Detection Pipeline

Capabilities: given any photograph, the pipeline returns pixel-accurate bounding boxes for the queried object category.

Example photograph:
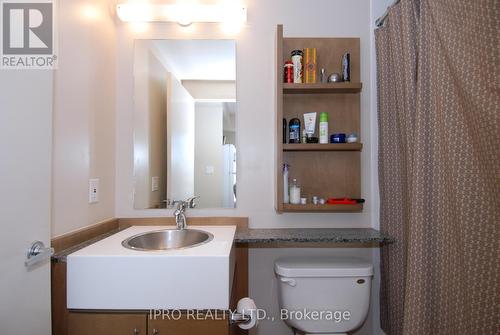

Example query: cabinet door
[149,312,229,335]
[68,312,147,335]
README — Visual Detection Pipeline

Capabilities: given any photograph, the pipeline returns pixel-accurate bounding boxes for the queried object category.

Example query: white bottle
[290,179,301,205]
[283,164,290,204]
[319,112,329,144]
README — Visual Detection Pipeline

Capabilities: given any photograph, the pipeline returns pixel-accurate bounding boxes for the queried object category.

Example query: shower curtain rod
[375,0,401,27]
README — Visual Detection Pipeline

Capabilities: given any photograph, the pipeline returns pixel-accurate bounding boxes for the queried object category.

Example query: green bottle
[319,112,329,144]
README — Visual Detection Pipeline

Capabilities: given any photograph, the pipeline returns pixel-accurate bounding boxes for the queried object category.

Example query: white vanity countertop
[67,225,236,310]
[69,225,236,257]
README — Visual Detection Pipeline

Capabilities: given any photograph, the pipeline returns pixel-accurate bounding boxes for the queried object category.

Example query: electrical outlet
[152,176,159,192]
[205,166,215,175]
[89,178,99,204]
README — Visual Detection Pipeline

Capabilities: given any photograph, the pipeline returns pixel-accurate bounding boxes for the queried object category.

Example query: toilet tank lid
[274,257,374,277]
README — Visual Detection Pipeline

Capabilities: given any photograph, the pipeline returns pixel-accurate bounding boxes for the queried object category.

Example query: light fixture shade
[116,3,247,26]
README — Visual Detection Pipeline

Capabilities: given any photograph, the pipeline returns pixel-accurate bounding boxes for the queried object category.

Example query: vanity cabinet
[68,311,230,335]
[275,24,363,213]
[68,312,147,335]
[149,313,229,335]
[51,220,249,335]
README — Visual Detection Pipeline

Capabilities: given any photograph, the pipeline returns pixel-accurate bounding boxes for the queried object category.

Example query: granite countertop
[235,228,393,244]
[52,228,122,263]
[53,227,392,263]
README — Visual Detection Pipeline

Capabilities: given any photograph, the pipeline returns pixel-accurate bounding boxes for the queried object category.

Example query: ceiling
[153,39,236,81]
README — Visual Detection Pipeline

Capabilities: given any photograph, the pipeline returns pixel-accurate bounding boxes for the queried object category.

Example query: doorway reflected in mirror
[133,39,236,209]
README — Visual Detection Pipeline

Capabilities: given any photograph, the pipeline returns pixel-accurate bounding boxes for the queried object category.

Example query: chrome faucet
[173,196,199,230]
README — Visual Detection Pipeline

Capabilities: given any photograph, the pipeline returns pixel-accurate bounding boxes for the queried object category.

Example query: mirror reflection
[133,39,236,209]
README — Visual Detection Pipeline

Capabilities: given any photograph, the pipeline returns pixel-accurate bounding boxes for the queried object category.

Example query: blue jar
[330,133,346,143]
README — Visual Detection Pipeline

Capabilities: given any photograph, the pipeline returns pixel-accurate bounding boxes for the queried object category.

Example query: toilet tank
[275,257,373,334]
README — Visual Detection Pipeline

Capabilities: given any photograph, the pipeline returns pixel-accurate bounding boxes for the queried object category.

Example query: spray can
[283,118,287,143]
[288,118,301,144]
[319,112,329,144]
[342,52,350,82]
[283,164,290,204]
[291,50,303,83]
[283,61,294,83]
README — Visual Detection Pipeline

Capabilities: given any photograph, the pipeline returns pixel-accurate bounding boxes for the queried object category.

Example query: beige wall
[115,1,380,334]
[50,0,385,333]
[147,51,168,207]
[133,41,195,207]
[133,43,168,209]
[116,0,374,226]
[166,73,196,201]
[52,0,116,237]
[194,102,224,208]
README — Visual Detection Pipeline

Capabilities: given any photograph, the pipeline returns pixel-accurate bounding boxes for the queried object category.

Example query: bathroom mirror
[133,39,236,209]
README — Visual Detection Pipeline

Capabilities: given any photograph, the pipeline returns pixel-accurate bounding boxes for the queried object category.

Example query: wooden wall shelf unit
[282,203,363,213]
[276,25,363,213]
[283,143,363,152]
[283,82,362,94]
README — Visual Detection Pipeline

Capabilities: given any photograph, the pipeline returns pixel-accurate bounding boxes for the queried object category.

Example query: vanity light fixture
[116,3,247,27]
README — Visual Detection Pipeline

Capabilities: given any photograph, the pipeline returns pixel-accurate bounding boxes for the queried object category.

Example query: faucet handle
[172,200,186,210]
[186,196,200,208]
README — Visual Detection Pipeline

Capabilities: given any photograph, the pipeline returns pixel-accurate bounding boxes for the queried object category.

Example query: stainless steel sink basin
[121,229,214,251]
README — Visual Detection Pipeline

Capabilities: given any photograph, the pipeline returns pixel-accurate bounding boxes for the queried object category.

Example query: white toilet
[275,257,373,335]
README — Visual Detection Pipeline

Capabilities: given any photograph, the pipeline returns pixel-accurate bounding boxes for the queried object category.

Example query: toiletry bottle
[283,61,294,83]
[304,48,317,84]
[342,53,350,82]
[283,164,290,204]
[319,112,329,144]
[320,68,327,83]
[303,112,317,139]
[283,118,287,144]
[289,179,301,204]
[291,50,303,83]
[301,127,307,143]
[288,118,301,144]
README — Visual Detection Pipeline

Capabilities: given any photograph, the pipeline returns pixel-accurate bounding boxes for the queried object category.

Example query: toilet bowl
[275,257,373,335]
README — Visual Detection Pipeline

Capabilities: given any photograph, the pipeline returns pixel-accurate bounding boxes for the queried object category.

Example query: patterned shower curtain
[376,0,499,334]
